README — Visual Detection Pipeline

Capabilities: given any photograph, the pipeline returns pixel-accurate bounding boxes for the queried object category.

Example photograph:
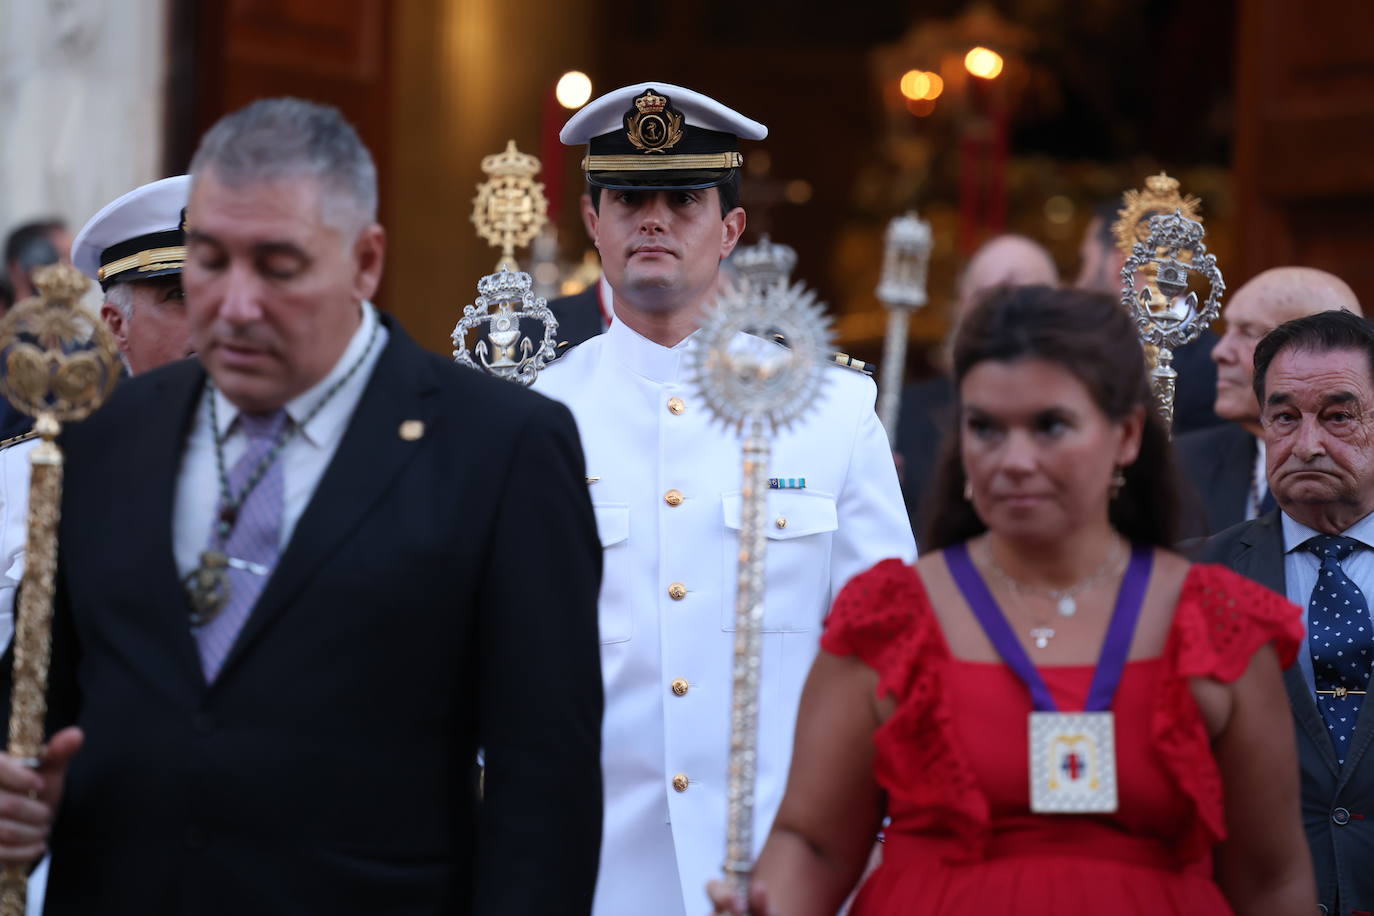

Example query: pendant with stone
[185,549,231,626]
[1030,626,1056,649]
[1057,595,1077,617]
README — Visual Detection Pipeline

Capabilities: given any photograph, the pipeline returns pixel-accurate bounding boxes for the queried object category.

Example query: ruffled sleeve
[824,558,990,856]
[1153,563,1304,861]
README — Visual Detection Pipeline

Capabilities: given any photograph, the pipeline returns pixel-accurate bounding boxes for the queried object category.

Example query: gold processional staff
[688,277,832,903]
[453,140,559,385]
[1115,173,1225,432]
[0,265,119,915]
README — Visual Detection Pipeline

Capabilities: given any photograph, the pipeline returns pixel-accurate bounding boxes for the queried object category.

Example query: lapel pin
[399,420,425,441]
[586,476,600,484]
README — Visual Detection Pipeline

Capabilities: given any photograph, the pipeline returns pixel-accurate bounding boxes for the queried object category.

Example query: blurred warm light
[904,97,937,117]
[1043,195,1075,225]
[747,149,773,177]
[555,71,593,109]
[785,180,813,204]
[964,47,1004,80]
[899,70,944,101]
[534,262,560,285]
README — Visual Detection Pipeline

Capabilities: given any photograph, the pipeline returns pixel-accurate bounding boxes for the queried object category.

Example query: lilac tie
[195,409,288,681]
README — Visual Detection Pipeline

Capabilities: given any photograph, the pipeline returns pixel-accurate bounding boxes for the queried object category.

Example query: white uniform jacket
[534,317,916,916]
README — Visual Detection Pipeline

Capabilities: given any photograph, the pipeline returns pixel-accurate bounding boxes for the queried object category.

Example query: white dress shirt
[534,316,916,916]
[173,302,387,579]
[1281,510,1374,693]
[1246,437,1269,520]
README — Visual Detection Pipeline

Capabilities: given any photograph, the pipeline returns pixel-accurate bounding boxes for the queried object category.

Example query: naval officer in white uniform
[535,82,917,916]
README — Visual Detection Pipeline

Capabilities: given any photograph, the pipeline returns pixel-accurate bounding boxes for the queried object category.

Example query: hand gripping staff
[0,265,120,914]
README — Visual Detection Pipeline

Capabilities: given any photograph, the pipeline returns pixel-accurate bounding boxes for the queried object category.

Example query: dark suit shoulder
[63,357,202,446]
[1195,513,1276,563]
[1174,421,1250,467]
[547,285,603,351]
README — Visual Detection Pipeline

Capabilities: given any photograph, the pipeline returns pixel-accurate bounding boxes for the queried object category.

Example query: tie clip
[1316,687,1367,698]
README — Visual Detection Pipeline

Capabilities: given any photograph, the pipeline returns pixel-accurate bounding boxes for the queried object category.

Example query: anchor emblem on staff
[0,265,120,915]
[1120,208,1224,432]
[688,277,833,903]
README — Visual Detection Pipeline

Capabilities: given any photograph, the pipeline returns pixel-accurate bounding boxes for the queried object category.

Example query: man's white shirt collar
[211,301,381,447]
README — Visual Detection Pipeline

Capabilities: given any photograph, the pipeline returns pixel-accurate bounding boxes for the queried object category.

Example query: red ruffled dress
[823,558,1302,915]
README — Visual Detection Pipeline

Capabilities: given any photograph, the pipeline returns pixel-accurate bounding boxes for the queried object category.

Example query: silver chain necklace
[980,538,1127,648]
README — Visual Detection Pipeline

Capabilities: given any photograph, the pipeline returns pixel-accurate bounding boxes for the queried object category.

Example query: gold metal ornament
[0,264,119,915]
[470,140,549,272]
[1112,172,1201,253]
[625,88,684,153]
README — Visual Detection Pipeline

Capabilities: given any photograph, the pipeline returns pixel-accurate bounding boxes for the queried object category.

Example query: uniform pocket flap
[592,504,630,548]
[721,491,838,540]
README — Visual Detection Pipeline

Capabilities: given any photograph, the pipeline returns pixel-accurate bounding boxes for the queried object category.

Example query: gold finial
[1112,172,1202,253]
[470,139,549,272]
[0,264,119,426]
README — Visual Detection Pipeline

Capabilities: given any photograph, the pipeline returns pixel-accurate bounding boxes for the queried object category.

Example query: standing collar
[212,301,384,446]
[604,313,696,384]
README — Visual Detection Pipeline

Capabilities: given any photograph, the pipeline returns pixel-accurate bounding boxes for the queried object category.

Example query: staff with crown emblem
[536,81,915,916]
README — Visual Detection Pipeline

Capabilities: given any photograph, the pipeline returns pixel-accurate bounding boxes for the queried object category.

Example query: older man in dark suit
[0,98,604,915]
[1177,267,1362,535]
[1196,308,1374,915]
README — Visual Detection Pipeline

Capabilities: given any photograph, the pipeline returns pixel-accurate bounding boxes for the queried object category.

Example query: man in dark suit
[1196,309,1374,915]
[0,98,604,915]
[1177,267,1362,535]
[895,234,1056,540]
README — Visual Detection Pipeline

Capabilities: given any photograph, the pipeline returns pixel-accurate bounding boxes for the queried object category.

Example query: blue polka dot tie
[1304,535,1374,766]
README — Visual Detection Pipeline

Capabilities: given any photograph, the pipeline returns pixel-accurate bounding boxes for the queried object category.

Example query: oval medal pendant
[185,549,231,626]
[1057,595,1077,617]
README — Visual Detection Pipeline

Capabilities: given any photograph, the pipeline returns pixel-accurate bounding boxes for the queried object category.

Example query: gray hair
[104,281,134,321]
[188,97,378,238]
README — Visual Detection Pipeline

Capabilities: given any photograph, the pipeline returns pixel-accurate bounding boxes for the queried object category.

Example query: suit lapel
[1238,512,1341,775]
[213,323,441,682]
[140,362,217,691]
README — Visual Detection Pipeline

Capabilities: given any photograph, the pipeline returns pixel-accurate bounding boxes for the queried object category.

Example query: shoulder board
[830,352,876,377]
[0,430,38,452]
[768,333,876,377]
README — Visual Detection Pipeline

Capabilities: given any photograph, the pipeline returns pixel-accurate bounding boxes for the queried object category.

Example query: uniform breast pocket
[592,504,632,644]
[721,491,838,633]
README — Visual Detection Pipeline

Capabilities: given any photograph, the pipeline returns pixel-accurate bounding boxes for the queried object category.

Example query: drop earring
[1109,466,1126,499]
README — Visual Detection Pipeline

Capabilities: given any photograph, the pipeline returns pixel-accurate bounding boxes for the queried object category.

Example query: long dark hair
[922,284,1180,550]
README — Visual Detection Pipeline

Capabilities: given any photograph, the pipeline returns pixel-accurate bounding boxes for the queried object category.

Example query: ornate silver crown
[452,267,559,386]
[730,235,798,291]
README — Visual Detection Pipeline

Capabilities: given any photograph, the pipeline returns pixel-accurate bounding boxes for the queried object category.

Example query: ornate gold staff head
[0,264,120,436]
[470,140,549,272]
[1112,172,1201,254]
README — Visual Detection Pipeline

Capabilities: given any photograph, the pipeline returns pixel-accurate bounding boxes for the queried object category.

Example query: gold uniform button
[775,516,788,529]
[664,489,684,507]
[672,773,689,792]
[668,582,688,601]
[667,397,685,415]
[671,677,689,696]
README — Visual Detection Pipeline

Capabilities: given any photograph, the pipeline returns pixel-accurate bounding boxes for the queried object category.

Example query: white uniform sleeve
[0,443,34,649]
[828,379,918,603]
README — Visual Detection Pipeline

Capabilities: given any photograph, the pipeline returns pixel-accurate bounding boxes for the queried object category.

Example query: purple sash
[944,542,1153,712]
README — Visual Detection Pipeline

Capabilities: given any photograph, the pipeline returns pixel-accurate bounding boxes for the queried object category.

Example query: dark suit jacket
[18,316,604,915]
[1198,513,1374,916]
[1170,330,1224,437]
[548,285,604,352]
[1174,422,1255,536]
[893,375,953,545]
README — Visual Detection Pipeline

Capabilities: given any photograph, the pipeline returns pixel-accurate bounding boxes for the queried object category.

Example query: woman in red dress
[711,286,1314,914]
